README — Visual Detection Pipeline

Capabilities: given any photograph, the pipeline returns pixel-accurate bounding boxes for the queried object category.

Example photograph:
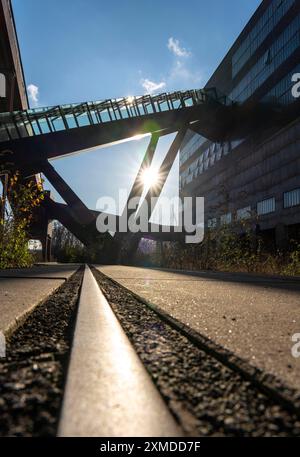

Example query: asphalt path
[96,265,300,393]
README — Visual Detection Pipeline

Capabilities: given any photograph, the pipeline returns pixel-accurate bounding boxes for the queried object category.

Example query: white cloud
[140,37,205,94]
[140,62,204,95]
[140,78,166,94]
[167,37,191,58]
[27,83,39,106]
[168,60,203,89]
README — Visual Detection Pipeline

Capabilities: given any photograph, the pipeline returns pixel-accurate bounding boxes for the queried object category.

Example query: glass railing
[0,87,231,143]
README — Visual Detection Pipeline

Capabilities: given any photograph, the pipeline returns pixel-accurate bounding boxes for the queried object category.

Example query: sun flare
[141,167,159,188]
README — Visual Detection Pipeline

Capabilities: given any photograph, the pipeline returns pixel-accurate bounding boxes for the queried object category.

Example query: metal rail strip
[58,265,182,437]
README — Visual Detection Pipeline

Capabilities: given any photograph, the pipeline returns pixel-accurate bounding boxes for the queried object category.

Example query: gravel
[0,267,83,437]
[92,268,300,437]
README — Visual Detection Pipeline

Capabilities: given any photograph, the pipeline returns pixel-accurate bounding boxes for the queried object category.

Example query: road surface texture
[0,264,80,337]
[1,263,299,436]
[0,267,84,436]
[93,268,300,436]
[96,266,300,395]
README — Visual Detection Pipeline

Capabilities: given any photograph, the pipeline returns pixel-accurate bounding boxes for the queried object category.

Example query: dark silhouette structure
[180,0,300,250]
[1,0,298,262]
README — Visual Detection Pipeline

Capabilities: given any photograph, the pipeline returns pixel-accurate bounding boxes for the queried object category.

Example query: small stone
[268,424,279,432]
[224,417,235,426]
[12,382,26,390]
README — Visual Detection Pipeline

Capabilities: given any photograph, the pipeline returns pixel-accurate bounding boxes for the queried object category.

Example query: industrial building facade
[179,0,300,249]
[0,0,28,112]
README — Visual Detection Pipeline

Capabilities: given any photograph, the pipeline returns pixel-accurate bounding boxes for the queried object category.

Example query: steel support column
[137,124,188,223]
[122,125,188,262]
[119,133,159,229]
[41,160,95,226]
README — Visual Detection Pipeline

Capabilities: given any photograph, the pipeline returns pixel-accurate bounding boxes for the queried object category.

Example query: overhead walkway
[0,86,288,261]
[0,88,231,166]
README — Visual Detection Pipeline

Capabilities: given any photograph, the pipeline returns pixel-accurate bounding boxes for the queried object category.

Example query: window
[220,212,232,225]
[231,13,300,102]
[264,49,271,65]
[236,206,251,220]
[180,134,207,166]
[284,188,300,208]
[257,197,275,215]
[232,0,295,77]
[264,62,300,105]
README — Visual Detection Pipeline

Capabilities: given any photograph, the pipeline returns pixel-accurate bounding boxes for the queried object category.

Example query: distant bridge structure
[0,87,288,261]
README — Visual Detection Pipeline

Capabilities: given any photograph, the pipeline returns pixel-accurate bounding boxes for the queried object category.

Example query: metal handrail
[0,87,231,143]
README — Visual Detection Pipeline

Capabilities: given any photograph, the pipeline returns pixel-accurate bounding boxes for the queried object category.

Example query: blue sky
[12,0,262,216]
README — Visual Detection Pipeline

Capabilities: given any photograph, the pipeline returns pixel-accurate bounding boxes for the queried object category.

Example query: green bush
[135,220,300,277]
[0,172,44,269]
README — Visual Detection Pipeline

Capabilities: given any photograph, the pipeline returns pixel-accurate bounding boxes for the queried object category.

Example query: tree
[51,221,87,262]
[0,172,44,269]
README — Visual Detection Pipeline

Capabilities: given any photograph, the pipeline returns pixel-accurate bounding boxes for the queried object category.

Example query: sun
[141,167,159,189]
